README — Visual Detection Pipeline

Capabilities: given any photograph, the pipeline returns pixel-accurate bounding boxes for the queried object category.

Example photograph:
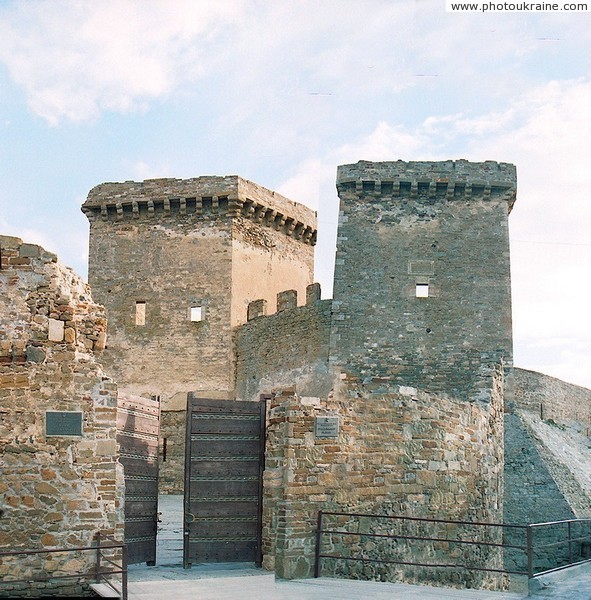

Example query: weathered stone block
[247,298,267,321]
[277,289,297,312]
[26,346,47,363]
[48,318,64,342]
[305,282,321,304]
[95,439,118,456]
[19,244,41,258]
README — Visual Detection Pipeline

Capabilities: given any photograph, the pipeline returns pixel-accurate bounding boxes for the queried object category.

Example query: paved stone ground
[153,494,184,567]
[125,496,591,599]
[528,563,591,599]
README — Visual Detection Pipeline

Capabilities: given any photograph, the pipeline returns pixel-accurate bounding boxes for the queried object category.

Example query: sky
[0,0,590,389]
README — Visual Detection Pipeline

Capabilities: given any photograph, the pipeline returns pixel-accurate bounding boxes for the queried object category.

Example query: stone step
[89,582,121,598]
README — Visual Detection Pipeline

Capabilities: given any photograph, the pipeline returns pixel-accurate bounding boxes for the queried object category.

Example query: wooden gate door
[117,395,161,565]
[183,395,266,568]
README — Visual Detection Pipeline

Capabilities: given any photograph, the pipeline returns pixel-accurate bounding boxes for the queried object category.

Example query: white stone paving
[124,495,590,599]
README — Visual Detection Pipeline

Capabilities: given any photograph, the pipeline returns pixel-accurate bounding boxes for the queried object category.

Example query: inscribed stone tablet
[315,416,339,439]
[46,411,83,436]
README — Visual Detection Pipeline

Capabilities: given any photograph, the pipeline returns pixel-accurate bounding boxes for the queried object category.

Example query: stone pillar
[305,282,321,304]
[277,289,297,312]
[247,299,268,321]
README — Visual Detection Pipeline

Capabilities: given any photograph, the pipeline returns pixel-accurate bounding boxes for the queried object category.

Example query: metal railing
[526,518,591,578]
[314,511,591,582]
[0,531,128,599]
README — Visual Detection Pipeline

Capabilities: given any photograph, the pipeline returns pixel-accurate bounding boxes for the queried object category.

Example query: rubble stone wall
[504,368,591,573]
[0,235,123,597]
[331,160,515,401]
[85,211,236,407]
[514,367,591,427]
[158,410,186,495]
[264,373,505,589]
[235,286,332,403]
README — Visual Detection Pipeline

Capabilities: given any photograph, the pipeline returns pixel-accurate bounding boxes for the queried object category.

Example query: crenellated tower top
[82,175,317,245]
[336,159,516,212]
[331,158,516,401]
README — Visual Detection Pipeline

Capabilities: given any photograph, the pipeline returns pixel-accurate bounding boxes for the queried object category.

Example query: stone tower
[82,176,316,490]
[331,160,516,400]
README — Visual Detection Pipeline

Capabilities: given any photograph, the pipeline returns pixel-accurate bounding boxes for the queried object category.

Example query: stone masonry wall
[158,410,186,495]
[503,412,577,574]
[235,285,332,403]
[231,217,314,326]
[83,175,316,409]
[504,368,587,530]
[83,176,316,494]
[85,209,236,408]
[264,370,504,589]
[514,367,591,428]
[331,160,515,401]
[503,368,591,573]
[0,235,123,597]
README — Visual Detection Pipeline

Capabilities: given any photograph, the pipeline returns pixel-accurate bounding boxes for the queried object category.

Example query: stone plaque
[408,260,434,276]
[46,411,83,437]
[315,416,339,439]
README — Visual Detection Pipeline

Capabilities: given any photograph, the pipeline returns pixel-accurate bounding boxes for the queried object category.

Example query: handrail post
[314,511,323,578]
[122,542,128,600]
[568,521,573,565]
[95,531,101,583]
[526,525,534,579]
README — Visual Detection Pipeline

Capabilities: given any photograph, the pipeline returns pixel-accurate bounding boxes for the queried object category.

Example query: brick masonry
[0,235,123,596]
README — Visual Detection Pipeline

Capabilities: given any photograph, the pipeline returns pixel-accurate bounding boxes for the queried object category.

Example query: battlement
[82,175,317,245]
[246,283,322,321]
[337,160,517,212]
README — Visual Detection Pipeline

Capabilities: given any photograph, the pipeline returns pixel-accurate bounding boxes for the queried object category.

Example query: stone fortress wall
[506,369,591,526]
[0,235,123,596]
[502,368,591,573]
[514,367,591,426]
[235,283,332,403]
[2,158,587,591]
[263,376,505,586]
[234,160,513,585]
[232,160,590,584]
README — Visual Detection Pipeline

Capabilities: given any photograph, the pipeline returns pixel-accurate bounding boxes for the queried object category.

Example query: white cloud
[127,160,175,182]
[277,158,339,212]
[335,122,436,164]
[0,0,245,125]
[0,217,58,255]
